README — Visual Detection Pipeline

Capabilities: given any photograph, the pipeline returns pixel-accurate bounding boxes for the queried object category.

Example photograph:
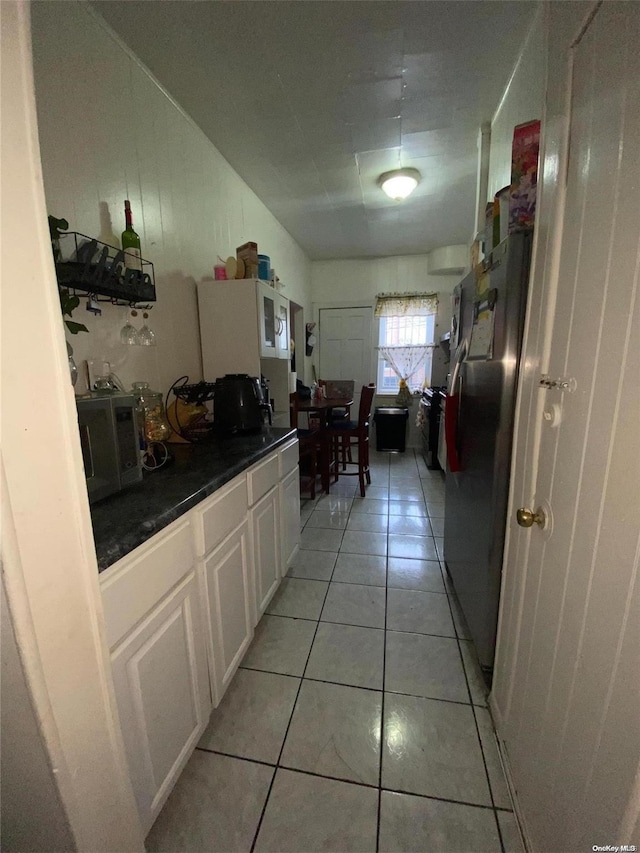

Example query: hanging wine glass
[120,309,140,346]
[138,311,156,347]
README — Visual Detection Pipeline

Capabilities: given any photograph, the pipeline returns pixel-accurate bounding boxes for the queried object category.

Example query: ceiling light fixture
[378,168,421,200]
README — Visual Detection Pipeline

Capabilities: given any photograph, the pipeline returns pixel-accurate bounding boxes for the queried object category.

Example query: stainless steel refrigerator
[443,232,532,674]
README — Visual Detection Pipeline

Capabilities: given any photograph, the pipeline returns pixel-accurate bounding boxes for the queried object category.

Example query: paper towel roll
[289,371,297,394]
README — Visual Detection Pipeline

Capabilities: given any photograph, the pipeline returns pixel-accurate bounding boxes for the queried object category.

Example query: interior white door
[493,5,640,851]
[318,306,374,413]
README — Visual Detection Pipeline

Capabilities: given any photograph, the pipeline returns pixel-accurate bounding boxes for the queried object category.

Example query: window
[376,313,436,393]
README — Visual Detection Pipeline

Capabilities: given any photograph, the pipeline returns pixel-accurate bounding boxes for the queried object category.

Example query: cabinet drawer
[194,475,248,557]
[247,453,279,506]
[279,438,299,478]
[100,518,194,649]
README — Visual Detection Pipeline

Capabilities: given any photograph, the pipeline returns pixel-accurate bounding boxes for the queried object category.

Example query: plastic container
[374,406,409,452]
[258,254,270,281]
[214,264,227,280]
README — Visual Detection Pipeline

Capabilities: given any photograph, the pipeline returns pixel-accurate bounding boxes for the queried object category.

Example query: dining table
[294,395,354,492]
[295,395,354,425]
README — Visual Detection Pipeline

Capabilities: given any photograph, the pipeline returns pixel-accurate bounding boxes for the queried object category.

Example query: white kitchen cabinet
[198,278,290,377]
[258,282,290,361]
[100,518,211,835]
[247,449,286,618]
[99,440,299,832]
[252,486,281,618]
[278,438,300,574]
[258,281,277,358]
[280,466,300,574]
[201,519,253,706]
[275,293,290,360]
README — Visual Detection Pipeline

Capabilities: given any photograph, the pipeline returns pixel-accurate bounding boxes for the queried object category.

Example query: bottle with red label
[121,200,142,274]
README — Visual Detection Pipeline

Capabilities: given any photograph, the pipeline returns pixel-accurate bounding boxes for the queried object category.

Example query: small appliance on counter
[212,374,272,434]
[167,379,216,443]
[76,394,142,503]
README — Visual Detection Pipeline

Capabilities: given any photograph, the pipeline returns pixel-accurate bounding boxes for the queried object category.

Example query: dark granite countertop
[92,427,296,573]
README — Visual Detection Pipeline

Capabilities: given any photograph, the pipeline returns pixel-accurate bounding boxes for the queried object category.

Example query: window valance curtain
[374,292,438,317]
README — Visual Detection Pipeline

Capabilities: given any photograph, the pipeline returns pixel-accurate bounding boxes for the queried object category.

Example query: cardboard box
[509,120,541,232]
[236,241,258,279]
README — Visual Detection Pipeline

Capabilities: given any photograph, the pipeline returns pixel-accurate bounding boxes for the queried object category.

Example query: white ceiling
[91,1,536,260]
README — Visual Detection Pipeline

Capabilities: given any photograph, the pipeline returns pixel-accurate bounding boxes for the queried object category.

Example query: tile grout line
[376,487,391,853]
[288,575,449,595]
[237,664,488,709]
[196,745,510,813]
[249,522,341,853]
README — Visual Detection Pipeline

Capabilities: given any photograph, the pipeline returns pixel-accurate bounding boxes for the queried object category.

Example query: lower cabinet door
[280,466,301,575]
[109,570,211,835]
[202,519,254,706]
[252,485,281,618]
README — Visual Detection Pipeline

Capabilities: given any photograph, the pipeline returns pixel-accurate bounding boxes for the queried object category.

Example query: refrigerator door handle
[445,339,467,472]
[449,338,468,395]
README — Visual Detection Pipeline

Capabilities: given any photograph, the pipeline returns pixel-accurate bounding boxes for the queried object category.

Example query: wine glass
[138,311,156,346]
[120,309,139,345]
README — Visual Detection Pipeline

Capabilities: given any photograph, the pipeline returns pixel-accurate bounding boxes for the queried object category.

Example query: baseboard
[489,694,534,853]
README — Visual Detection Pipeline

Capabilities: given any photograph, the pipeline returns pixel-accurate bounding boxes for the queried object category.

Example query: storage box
[509,120,541,232]
[236,241,258,279]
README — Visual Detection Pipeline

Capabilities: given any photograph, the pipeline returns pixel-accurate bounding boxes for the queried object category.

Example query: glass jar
[131,381,172,443]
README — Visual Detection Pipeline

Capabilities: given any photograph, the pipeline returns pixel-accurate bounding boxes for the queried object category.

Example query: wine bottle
[122,200,142,273]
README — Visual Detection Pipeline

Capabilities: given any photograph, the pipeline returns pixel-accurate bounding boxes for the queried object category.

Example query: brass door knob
[516,507,546,529]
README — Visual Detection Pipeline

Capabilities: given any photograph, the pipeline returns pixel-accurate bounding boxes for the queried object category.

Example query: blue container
[258,254,271,281]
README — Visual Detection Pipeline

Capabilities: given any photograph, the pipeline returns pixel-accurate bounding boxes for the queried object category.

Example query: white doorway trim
[1,3,143,848]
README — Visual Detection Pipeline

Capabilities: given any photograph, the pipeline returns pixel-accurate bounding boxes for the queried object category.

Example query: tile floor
[146,449,524,853]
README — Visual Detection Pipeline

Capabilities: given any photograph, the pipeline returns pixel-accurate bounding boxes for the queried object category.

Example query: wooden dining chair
[329,383,376,497]
[289,392,319,499]
[323,379,354,424]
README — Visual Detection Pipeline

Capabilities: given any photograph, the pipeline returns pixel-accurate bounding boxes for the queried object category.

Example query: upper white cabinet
[257,283,290,360]
[198,278,290,378]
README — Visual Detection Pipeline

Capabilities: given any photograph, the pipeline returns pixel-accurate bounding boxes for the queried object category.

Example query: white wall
[30,1,311,399]
[311,255,462,384]
[487,3,546,200]
[311,255,464,448]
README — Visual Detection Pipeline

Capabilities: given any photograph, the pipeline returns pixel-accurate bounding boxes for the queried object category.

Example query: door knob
[516,507,546,529]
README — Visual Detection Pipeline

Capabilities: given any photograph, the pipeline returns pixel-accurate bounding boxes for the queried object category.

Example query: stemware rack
[54,231,156,307]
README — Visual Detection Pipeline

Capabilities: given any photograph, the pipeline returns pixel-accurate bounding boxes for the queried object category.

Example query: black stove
[420,386,446,469]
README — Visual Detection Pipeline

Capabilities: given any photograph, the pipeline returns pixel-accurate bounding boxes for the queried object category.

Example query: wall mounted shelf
[54,231,156,306]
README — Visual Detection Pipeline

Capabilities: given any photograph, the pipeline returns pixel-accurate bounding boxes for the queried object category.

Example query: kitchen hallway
[145,449,521,853]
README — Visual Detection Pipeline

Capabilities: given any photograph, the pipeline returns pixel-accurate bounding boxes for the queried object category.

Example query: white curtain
[377,344,436,404]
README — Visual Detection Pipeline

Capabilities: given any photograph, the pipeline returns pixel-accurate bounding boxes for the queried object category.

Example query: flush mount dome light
[378,168,421,200]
